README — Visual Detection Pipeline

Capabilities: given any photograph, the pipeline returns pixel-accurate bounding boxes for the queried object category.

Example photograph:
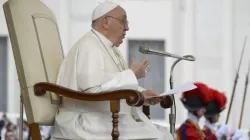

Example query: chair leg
[143,105,150,119]
[20,94,42,140]
[110,100,120,140]
[29,123,42,140]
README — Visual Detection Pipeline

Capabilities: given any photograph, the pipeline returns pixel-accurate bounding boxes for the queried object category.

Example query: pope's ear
[102,17,109,30]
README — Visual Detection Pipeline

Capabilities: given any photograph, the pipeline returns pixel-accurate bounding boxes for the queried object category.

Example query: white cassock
[50,29,174,140]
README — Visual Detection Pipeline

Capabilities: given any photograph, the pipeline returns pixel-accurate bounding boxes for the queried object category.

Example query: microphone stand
[169,55,195,136]
[138,46,195,136]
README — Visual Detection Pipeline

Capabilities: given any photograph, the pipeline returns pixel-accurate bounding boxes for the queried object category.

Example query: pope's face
[106,7,129,47]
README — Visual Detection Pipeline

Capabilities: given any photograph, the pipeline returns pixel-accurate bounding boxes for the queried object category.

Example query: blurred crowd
[0,113,51,140]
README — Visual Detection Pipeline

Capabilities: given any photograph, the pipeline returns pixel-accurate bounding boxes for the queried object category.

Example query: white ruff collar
[204,119,216,131]
[187,112,199,124]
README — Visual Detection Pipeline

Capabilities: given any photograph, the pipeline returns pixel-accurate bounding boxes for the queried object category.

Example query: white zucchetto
[92,1,119,21]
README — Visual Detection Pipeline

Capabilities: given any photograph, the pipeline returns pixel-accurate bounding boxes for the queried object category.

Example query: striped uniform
[177,120,217,140]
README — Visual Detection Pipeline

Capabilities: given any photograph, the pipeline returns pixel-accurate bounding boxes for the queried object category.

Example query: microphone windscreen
[139,46,147,53]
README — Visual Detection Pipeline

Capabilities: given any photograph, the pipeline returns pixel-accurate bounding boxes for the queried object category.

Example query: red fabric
[177,120,217,140]
[203,126,216,137]
[210,88,227,109]
[181,82,214,104]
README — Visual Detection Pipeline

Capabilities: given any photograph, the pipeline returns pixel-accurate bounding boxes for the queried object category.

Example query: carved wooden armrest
[34,82,144,140]
[143,96,173,119]
[34,82,144,107]
[160,96,173,108]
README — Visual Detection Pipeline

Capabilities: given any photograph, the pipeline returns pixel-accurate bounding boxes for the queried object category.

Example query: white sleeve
[137,86,146,92]
[76,44,139,93]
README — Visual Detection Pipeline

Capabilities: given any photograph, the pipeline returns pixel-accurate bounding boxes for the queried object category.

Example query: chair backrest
[3,0,64,125]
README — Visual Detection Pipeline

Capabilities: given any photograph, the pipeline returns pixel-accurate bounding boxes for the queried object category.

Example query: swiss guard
[203,88,227,137]
[176,82,229,140]
[203,87,243,140]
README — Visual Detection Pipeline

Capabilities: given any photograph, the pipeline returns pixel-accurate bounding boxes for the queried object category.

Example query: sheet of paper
[144,82,197,99]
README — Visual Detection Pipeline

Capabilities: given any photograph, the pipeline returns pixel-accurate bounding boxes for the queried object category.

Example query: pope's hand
[130,57,150,79]
[142,90,161,105]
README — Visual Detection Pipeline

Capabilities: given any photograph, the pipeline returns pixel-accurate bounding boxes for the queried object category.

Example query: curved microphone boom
[168,55,195,137]
[139,46,196,136]
[139,46,196,61]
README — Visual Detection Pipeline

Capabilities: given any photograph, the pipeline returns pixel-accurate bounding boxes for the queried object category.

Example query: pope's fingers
[152,97,161,103]
[156,98,162,102]
[152,92,160,96]
[144,60,150,66]
[141,58,149,66]
[145,64,150,71]
[144,63,150,71]
[153,99,160,105]
[150,100,157,105]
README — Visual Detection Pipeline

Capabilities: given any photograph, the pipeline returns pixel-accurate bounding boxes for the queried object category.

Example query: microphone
[139,46,196,136]
[139,46,195,61]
